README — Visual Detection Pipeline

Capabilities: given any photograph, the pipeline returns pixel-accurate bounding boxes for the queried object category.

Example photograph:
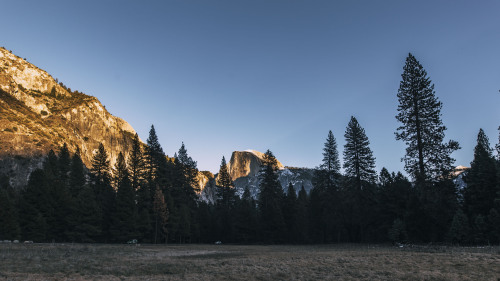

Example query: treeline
[0,53,499,245]
[0,126,204,243]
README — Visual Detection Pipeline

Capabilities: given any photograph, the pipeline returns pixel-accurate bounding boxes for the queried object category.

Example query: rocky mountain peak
[227,150,284,181]
[0,47,139,187]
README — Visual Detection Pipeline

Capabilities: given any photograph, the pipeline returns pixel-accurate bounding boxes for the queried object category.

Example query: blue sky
[2,0,499,174]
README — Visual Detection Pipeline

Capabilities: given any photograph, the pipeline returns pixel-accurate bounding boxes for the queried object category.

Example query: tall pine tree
[395,53,459,183]
[128,133,145,191]
[91,143,114,242]
[110,152,138,242]
[215,156,236,242]
[257,150,286,243]
[343,116,376,189]
[463,129,498,221]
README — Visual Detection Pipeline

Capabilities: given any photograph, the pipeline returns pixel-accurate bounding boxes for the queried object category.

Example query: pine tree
[69,148,86,196]
[311,130,342,243]
[283,183,298,243]
[91,143,114,242]
[144,125,164,184]
[314,130,341,190]
[258,150,286,243]
[58,143,71,187]
[91,143,111,187]
[215,156,235,207]
[378,168,393,187]
[0,175,20,240]
[296,185,309,243]
[110,152,138,242]
[142,125,167,242]
[343,116,376,189]
[66,148,87,241]
[215,156,236,242]
[72,184,103,242]
[233,187,258,243]
[153,187,169,243]
[322,130,341,173]
[128,133,145,191]
[395,53,459,183]
[177,142,199,193]
[463,129,498,220]
[377,170,411,241]
[177,142,197,168]
[447,209,470,244]
[19,169,50,242]
[171,143,199,242]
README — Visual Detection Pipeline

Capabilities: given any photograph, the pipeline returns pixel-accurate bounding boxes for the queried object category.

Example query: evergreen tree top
[395,53,459,182]
[320,130,340,173]
[177,142,197,169]
[263,149,278,170]
[343,116,376,186]
[216,156,233,189]
[147,125,164,155]
[474,128,493,157]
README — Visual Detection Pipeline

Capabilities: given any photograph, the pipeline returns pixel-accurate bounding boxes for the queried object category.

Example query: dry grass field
[0,243,499,280]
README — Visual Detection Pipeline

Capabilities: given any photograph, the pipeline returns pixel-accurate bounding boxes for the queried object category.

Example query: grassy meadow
[0,243,499,280]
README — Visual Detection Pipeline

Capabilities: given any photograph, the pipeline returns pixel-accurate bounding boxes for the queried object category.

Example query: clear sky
[2,0,499,174]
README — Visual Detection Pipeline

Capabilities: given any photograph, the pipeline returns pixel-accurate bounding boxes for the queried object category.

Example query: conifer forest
[1,53,499,246]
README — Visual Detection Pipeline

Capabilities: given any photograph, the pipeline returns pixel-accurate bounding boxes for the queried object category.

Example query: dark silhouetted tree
[233,187,258,243]
[215,156,236,242]
[153,187,169,243]
[258,150,286,243]
[283,183,299,243]
[128,133,145,191]
[395,53,459,183]
[343,116,376,188]
[463,129,498,219]
[0,175,20,240]
[91,143,114,242]
[69,148,86,196]
[110,152,138,242]
[447,208,470,244]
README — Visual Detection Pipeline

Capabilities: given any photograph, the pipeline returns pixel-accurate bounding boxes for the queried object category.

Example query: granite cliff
[225,150,314,199]
[0,47,137,186]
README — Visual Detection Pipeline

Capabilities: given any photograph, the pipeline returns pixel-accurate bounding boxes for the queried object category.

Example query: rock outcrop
[226,150,314,199]
[0,47,138,187]
[227,150,284,180]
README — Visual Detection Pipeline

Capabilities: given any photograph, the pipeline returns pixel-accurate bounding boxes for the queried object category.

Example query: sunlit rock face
[227,150,283,180]
[226,150,314,199]
[0,47,138,187]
